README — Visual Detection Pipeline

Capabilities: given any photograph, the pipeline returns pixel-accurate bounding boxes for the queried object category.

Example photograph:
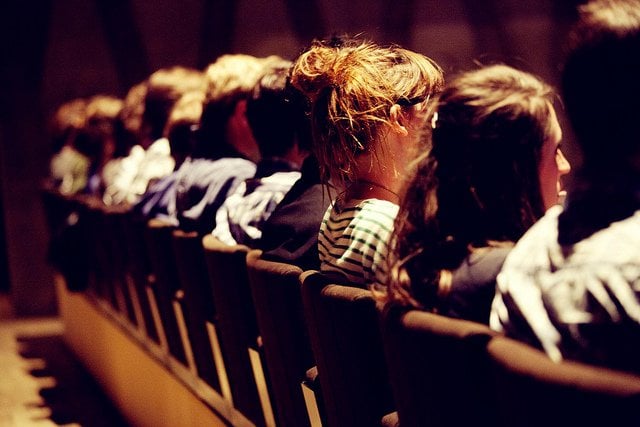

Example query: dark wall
[1,0,57,314]
[0,0,582,316]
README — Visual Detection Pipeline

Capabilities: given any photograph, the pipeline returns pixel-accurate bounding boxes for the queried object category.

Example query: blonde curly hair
[290,37,443,189]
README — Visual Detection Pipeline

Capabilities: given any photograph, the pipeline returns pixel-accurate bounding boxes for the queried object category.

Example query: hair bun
[290,43,345,102]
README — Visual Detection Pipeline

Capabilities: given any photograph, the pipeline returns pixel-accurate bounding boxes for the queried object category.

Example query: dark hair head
[49,98,88,154]
[112,81,148,157]
[386,64,556,308]
[73,94,123,161]
[141,66,204,145]
[163,90,205,168]
[245,61,313,159]
[197,54,287,159]
[562,0,640,170]
[558,0,640,245]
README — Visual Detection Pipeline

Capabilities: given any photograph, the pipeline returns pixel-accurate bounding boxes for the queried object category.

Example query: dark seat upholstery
[101,204,138,325]
[172,229,223,393]
[144,219,189,365]
[40,187,90,292]
[76,197,110,300]
[246,249,319,427]
[379,306,499,427]
[120,209,161,344]
[202,235,273,427]
[300,270,394,427]
[487,335,640,427]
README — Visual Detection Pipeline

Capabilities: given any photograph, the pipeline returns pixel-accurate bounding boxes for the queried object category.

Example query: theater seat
[379,306,499,427]
[487,335,640,427]
[300,270,394,427]
[144,219,190,366]
[202,235,275,427]
[246,250,321,427]
[172,229,226,396]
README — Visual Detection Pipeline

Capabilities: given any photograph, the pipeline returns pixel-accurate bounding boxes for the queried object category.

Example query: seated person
[133,90,206,223]
[290,36,444,286]
[212,63,307,245]
[103,66,204,205]
[134,55,282,234]
[382,64,570,324]
[101,81,148,205]
[257,59,332,270]
[50,95,124,196]
[491,0,640,373]
[258,154,330,271]
[48,97,89,195]
[82,94,125,196]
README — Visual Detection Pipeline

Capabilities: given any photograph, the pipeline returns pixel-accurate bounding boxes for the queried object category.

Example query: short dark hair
[196,55,287,159]
[142,66,204,143]
[245,64,310,159]
[562,0,640,169]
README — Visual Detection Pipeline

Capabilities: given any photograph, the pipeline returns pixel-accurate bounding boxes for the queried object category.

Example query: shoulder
[325,199,396,230]
[146,138,171,155]
[583,211,640,260]
[502,205,562,270]
[189,158,256,181]
[261,170,301,185]
[464,246,512,281]
[348,199,399,224]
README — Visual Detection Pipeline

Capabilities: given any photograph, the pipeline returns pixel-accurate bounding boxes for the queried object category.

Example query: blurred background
[0,0,582,317]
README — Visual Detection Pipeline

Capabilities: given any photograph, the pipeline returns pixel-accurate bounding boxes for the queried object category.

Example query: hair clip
[431,111,439,129]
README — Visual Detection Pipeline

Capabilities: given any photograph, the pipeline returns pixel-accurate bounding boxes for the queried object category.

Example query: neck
[347,178,400,203]
[344,134,410,203]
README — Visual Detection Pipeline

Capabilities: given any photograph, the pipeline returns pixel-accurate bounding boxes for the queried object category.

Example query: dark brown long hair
[385,64,555,308]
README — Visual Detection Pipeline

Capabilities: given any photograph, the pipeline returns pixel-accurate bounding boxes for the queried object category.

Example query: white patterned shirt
[102,138,175,205]
[491,205,640,371]
[212,158,300,246]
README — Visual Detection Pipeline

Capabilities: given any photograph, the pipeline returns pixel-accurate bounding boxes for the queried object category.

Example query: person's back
[491,0,640,373]
[212,62,306,246]
[48,98,89,195]
[258,155,330,270]
[170,54,282,234]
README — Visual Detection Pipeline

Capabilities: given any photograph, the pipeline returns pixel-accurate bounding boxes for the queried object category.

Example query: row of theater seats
[41,187,640,427]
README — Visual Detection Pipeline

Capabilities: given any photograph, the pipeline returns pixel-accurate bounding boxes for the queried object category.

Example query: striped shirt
[318,198,399,287]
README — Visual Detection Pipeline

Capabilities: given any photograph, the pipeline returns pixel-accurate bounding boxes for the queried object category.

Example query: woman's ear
[390,104,409,137]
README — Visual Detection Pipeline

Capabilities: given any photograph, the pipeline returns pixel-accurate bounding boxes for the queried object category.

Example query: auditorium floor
[0,295,129,427]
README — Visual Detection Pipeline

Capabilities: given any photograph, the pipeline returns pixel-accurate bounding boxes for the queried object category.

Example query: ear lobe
[390,104,409,137]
